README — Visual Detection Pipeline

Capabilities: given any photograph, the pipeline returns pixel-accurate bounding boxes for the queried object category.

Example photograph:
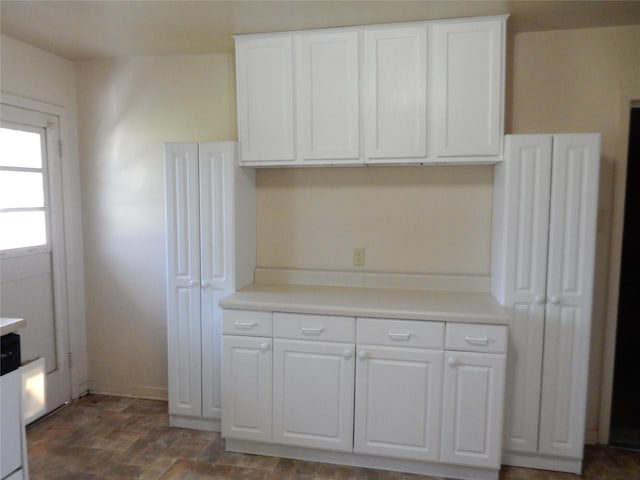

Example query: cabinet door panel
[273,339,354,451]
[222,336,272,442]
[442,352,505,468]
[296,31,360,162]
[539,134,600,458]
[202,289,225,419]
[432,19,503,157]
[354,345,443,461]
[364,26,427,161]
[165,143,202,418]
[236,36,295,163]
[498,135,551,453]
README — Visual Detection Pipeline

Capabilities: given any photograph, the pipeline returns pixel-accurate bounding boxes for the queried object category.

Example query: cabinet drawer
[273,312,355,342]
[445,323,507,354]
[357,317,444,349]
[223,309,272,337]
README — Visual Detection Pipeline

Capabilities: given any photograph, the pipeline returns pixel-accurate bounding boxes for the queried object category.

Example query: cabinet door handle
[302,326,324,336]
[534,295,545,305]
[464,336,489,346]
[447,356,458,367]
[550,296,561,305]
[260,342,271,353]
[343,349,353,359]
[234,321,257,329]
[188,279,198,287]
[388,331,411,341]
[201,280,210,289]
[358,350,368,360]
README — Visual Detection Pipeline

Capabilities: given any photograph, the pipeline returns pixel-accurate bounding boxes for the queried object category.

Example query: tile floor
[26,394,640,479]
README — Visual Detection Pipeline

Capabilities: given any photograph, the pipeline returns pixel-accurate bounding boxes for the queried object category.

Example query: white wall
[75,54,236,398]
[0,34,88,398]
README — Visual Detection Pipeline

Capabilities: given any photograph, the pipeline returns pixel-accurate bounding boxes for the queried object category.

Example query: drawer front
[223,309,272,337]
[445,323,507,353]
[357,317,444,349]
[273,312,355,342]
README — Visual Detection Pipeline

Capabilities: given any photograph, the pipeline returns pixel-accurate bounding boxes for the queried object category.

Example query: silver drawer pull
[302,326,324,335]
[465,335,489,346]
[234,321,257,329]
[388,331,411,341]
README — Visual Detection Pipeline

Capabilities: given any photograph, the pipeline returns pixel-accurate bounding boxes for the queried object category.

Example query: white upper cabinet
[236,36,295,164]
[234,15,507,167]
[431,18,504,159]
[295,31,360,164]
[363,26,427,163]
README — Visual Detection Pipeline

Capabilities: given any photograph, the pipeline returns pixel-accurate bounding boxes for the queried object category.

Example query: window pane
[0,211,47,250]
[0,128,43,168]
[0,171,45,209]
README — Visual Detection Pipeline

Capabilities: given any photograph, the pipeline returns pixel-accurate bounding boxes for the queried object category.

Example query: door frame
[599,88,640,444]
[1,91,86,402]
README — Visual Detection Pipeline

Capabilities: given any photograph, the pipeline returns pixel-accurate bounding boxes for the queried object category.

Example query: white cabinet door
[236,36,295,164]
[222,335,273,442]
[165,142,202,418]
[273,339,355,452]
[497,135,552,453]
[354,345,443,461]
[441,352,506,468]
[538,134,600,458]
[295,31,360,164]
[364,26,427,162]
[431,18,504,158]
[199,143,234,420]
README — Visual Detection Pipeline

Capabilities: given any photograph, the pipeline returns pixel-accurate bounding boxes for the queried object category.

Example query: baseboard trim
[88,382,168,401]
[170,415,220,432]
[225,439,499,480]
[501,451,582,474]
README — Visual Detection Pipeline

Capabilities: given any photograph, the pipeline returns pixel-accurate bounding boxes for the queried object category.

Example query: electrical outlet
[353,246,366,266]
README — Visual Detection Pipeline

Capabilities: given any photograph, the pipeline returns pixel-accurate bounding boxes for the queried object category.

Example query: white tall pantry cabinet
[165,142,256,430]
[492,134,600,473]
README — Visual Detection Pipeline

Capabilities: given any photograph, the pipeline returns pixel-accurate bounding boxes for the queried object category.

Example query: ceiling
[2,0,640,61]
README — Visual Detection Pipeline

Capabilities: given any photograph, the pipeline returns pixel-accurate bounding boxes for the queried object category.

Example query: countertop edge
[0,317,26,336]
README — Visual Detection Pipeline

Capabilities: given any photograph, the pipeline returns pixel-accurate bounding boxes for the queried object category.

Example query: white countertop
[0,317,26,336]
[220,283,509,325]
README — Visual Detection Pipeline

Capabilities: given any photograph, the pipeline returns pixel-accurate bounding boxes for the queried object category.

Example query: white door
[431,19,503,157]
[538,134,600,458]
[0,104,70,416]
[236,36,295,164]
[222,335,272,442]
[364,26,427,162]
[441,351,506,468]
[199,142,235,420]
[354,345,443,461]
[273,339,355,451]
[165,142,202,418]
[295,30,360,163]
[500,135,552,453]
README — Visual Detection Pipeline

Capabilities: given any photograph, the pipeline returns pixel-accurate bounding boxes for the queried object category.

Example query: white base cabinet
[492,134,600,473]
[221,309,507,479]
[165,142,255,430]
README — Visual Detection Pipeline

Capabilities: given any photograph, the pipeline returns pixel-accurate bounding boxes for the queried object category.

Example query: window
[0,125,50,251]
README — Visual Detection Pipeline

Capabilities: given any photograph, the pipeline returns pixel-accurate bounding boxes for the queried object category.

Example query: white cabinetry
[296,31,360,164]
[165,142,255,430]
[221,310,273,442]
[354,318,443,461]
[235,15,506,167]
[363,26,427,162]
[441,323,507,469]
[492,134,600,473]
[235,36,295,164]
[431,18,504,159]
